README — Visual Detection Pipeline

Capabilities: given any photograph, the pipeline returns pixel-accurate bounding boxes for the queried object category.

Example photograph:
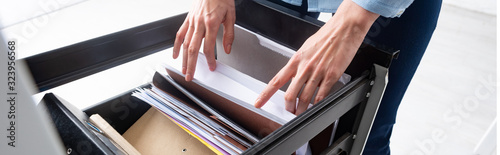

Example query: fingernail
[225,44,231,54]
[182,67,187,74]
[209,65,215,71]
[315,96,323,104]
[254,97,261,108]
[186,74,192,81]
[285,102,295,113]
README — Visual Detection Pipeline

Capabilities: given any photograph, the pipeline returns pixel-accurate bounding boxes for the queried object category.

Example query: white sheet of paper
[164,52,297,122]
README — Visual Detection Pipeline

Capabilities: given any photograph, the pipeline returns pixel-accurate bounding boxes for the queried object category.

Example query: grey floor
[389,4,497,155]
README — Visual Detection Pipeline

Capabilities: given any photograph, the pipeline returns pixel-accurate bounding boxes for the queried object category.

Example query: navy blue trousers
[363,0,442,154]
[270,0,442,154]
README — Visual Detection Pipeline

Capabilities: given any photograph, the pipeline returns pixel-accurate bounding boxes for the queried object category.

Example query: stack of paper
[133,86,250,155]
[132,52,351,154]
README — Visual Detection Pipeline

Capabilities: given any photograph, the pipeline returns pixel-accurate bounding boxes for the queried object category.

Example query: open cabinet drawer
[30,0,398,154]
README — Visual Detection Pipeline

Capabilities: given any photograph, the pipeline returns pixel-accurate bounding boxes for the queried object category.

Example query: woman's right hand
[173,0,236,81]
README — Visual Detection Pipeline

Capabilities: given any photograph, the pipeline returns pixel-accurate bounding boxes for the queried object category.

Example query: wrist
[323,0,379,38]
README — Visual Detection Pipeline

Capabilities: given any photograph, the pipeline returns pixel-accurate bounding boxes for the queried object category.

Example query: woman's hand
[254,0,379,115]
[173,0,236,81]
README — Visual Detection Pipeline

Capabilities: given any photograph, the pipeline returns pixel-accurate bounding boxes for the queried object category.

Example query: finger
[203,18,220,71]
[314,73,338,104]
[283,63,313,114]
[186,23,205,81]
[182,18,195,75]
[222,9,235,54]
[254,65,296,108]
[182,42,188,75]
[173,17,189,59]
[295,75,322,115]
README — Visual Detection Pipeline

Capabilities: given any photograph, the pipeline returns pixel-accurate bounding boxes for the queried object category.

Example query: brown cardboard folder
[123,108,215,155]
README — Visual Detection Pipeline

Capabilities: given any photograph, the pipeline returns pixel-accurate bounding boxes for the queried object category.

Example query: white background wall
[0,0,87,29]
[2,0,496,29]
[443,0,496,15]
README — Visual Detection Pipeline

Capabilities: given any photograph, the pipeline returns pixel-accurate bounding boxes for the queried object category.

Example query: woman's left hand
[254,0,379,115]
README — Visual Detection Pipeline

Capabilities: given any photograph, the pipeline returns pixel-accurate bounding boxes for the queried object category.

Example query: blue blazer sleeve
[281,0,414,18]
[352,0,414,18]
